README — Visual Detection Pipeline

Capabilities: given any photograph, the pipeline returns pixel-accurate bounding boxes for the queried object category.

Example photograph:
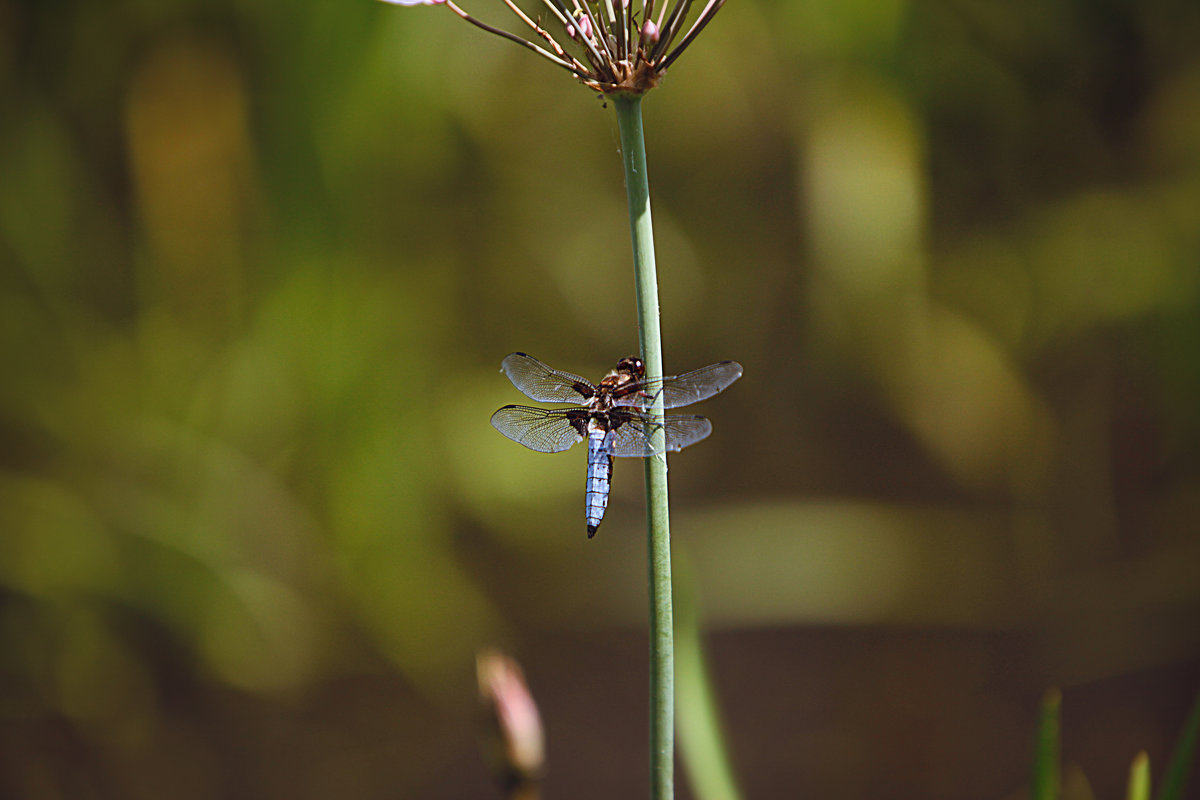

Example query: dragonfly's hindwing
[490,405,588,453]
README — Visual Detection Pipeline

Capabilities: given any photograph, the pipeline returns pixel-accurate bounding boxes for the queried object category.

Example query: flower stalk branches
[380,0,726,94]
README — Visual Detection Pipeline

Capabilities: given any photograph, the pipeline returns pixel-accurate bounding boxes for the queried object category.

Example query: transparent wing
[605,412,714,457]
[613,361,743,409]
[500,352,596,403]
[490,405,586,453]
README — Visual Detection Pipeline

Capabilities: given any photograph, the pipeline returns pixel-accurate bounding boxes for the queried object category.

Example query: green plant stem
[1158,688,1200,800]
[1127,752,1151,800]
[1033,688,1061,800]
[613,91,673,800]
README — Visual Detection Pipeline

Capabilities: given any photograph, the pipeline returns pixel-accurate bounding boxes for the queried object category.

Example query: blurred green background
[2,0,1199,797]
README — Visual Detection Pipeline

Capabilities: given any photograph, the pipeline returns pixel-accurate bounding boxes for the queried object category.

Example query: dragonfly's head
[614,356,645,379]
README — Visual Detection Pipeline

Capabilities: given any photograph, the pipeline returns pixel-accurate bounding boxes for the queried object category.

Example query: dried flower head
[379,0,726,94]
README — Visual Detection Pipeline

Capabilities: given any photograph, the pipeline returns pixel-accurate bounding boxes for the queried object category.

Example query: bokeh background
[2,0,1199,797]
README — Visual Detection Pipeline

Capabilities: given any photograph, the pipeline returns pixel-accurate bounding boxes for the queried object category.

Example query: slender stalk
[1159,688,1200,800]
[444,0,586,76]
[613,92,673,800]
[1125,752,1150,800]
[1033,688,1061,800]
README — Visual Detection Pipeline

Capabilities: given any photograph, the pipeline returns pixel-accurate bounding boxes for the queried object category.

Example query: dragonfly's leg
[646,417,670,459]
[638,387,665,408]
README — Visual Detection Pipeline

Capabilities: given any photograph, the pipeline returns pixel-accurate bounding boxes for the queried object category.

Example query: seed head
[379,0,727,95]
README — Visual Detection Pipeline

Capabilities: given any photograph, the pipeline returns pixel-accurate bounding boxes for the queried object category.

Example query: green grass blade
[1127,752,1151,800]
[1156,688,1200,800]
[675,563,743,800]
[1033,688,1062,800]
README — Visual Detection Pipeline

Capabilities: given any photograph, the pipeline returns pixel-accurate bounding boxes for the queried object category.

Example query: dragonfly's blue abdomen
[585,427,613,537]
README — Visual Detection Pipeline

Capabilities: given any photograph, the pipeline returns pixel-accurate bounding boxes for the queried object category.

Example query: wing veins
[490,405,585,453]
[500,352,596,404]
[614,360,743,409]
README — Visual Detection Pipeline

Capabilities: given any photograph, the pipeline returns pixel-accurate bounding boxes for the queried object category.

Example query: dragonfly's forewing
[501,353,596,404]
[490,405,586,453]
[614,361,743,409]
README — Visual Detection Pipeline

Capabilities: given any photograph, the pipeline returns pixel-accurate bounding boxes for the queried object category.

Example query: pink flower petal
[641,19,660,45]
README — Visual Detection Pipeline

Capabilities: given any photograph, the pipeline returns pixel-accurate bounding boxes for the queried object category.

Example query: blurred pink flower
[477,649,544,792]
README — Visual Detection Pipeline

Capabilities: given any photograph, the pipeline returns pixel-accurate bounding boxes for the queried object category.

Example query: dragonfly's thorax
[592,356,648,411]
[587,393,616,413]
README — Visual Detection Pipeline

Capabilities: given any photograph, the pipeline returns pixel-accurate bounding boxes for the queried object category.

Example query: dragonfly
[490,352,742,537]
